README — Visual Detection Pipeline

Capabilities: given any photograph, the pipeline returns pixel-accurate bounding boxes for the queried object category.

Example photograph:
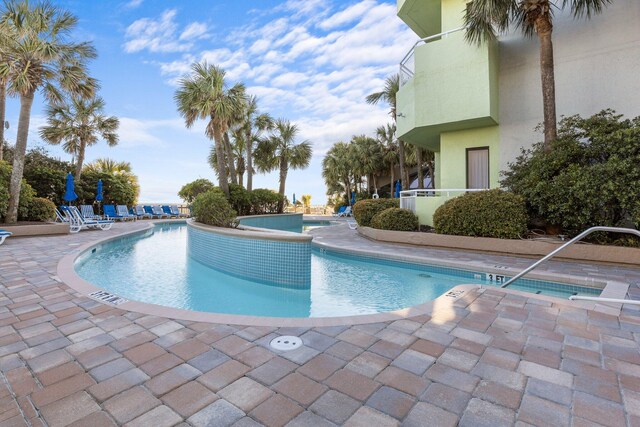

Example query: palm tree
[366,74,408,189]
[1,1,96,223]
[40,96,119,180]
[322,142,352,203]
[208,127,247,186]
[241,95,272,191]
[255,119,312,212]
[83,158,140,200]
[175,62,245,196]
[376,124,399,196]
[465,0,611,150]
[352,135,383,194]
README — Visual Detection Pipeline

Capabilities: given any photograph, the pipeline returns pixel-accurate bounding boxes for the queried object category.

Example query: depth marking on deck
[88,290,128,306]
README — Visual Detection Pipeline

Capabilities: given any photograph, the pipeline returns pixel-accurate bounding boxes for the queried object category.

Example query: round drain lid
[270,335,302,351]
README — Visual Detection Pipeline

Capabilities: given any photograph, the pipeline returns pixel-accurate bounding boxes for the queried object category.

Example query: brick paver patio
[1,221,640,426]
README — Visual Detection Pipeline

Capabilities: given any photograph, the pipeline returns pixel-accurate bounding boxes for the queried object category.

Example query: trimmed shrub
[371,208,419,231]
[250,189,284,215]
[178,178,215,204]
[192,190,238,228]
[26,197,56,222]
[353,198,399,227]
[228,183,251,216]
[433,189,528,239]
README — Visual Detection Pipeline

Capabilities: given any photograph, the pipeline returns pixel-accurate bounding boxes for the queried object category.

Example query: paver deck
[1,220,640,426]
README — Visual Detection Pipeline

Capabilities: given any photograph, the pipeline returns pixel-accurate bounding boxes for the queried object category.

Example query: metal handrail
[399,26,466,85]
[501,226,640,288]
[400,188,487,198]
[568,295,640,305]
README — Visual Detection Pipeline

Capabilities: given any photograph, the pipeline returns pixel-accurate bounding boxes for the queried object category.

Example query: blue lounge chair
[162,205,178,218]
[103,204,124,221]
[151,205,170,218]
[0,229,11,245]
[59,206,113,233]
[170,205,190,218]
[337,206,352,217]
[80,205,101,220]
[55,208,68,223]
[332,206,346,217]
[117,205,136,221]
[133,205,153,219]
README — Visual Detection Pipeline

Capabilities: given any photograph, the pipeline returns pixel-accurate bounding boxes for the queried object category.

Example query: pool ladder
[500,226,640,305]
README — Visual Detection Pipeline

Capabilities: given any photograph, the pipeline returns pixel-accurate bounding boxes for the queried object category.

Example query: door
[466,147,489,189]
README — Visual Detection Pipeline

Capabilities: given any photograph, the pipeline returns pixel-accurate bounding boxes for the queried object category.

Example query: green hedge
[192,191,238,228]
[250,189,284,215]
[0,160,36,222]
[352,198,399,227]
[370,208,419,231]
[433,189,528,239]
[26,197,56,222]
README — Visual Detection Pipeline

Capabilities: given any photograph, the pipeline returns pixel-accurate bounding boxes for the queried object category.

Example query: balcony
[396,28,499,151]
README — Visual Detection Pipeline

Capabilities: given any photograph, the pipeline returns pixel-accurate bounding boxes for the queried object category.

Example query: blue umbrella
[292,193,296,205]
[351,191,356,205]
[394,180,401,198]
[96,180,103,202]
[63,173,78,204]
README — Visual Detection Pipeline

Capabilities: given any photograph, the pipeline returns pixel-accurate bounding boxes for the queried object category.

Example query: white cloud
[117,117,184,148]
[318,0,375,30]
[125,0,143,9]
[123,9,209,54]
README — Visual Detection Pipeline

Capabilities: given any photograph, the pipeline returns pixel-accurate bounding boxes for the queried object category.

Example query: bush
[433,189,528,239]
[192,190,238,228]
[250,189,284,215]
[352,198,399,227]
[228,184,251,216]
[76,171,137,207]
[25,197,56,222]
[178,179,215,204]
[502,110,640,238]
[371,208,419,231]
[0,160,36,222]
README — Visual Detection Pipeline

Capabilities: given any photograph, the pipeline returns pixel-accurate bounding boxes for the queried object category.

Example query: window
[466,147,489,189]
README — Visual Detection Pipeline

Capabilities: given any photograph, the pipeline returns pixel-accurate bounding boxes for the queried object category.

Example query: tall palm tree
[376,124,399,196]
[465,0,611,150]
[208,127,247,186]
[366,74,408,189]
[175,62,246,195]
[241,95,272,191]
[351,135,383,193]
[0,19,17,163]
[1,0,97,223]
[255,119,312,212]
[40,96,119,180]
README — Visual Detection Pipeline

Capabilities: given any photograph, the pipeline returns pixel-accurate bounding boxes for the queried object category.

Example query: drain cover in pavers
[270,336,302,351]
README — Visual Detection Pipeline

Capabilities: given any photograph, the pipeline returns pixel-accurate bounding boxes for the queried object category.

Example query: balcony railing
[399,26,466,86]
[399,188,487,213]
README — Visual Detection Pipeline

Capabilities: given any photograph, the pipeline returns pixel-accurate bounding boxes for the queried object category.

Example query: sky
[4,0,417,204]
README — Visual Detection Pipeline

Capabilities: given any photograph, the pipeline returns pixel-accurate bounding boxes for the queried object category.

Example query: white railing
[399,188,487,212]
[399,27,466,86]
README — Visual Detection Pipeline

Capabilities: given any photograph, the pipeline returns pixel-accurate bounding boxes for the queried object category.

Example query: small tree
[178,179,216,204]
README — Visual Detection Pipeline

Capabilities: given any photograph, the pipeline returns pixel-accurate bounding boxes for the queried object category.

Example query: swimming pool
[75,223,601,318]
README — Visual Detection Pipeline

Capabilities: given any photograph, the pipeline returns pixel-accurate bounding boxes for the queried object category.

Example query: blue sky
[4,0,416,204]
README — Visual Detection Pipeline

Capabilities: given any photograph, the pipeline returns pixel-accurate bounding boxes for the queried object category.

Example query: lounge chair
[337,206,352,217]
[151,206,170,218]
[117,205,136,221]
[0,229,11,245]
[59,206,113,233]
[55,208,68,223]
[80,205,101,220]
[143,206,166,219]
[170,205,189,218]
[103,204,124,221]
[161,205,178,218]
[133,205,153,219]
[332,206,346,217]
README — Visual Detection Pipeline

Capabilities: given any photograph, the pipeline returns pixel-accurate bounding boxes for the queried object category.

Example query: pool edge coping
[56,221,628,327]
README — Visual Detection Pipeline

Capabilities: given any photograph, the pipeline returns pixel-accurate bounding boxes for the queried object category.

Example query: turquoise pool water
[75,223,601,318]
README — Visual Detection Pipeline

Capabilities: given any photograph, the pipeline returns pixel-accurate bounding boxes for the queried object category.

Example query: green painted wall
[439,126,500,189]
[397,0,441,38]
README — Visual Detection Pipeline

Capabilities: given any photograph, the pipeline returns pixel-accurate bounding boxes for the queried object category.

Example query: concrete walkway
[1,221,640,426]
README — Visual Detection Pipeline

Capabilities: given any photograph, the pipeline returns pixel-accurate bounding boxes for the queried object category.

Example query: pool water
[75,223,600,318]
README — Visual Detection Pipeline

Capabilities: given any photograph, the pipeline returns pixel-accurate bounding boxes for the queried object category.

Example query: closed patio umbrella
[96,179,103,215]
[63,173,78,204]
[351,191,356,205]
[394,180,401,198]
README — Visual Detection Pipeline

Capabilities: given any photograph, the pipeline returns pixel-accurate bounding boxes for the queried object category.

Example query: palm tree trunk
[537,18,557,151]
[390,160,395,197]
[75,141,86,180]
[245,128,253,191]
[0,82,5,162]
[6,92,34,224]
[278,158,288,213]
[223,131,238,185]
[398,139,406,190]
[212,125,230,196]
[416,147,424,190]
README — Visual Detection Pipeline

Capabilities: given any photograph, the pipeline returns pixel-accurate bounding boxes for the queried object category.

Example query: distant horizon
[2,0,415,205]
